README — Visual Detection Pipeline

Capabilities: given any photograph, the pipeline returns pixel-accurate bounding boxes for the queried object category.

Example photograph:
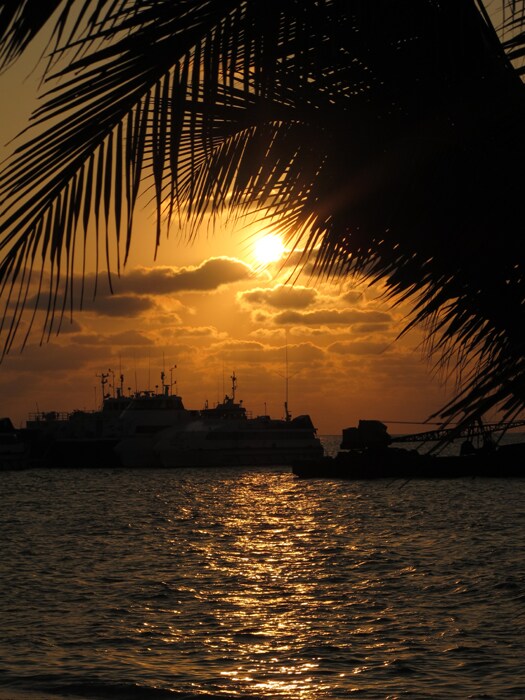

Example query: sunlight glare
[254,234,285,265]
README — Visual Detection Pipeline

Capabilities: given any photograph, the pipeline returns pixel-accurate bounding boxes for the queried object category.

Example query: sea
[1,435,525,700]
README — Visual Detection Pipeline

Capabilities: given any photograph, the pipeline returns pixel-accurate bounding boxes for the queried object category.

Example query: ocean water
[1,436,525,700]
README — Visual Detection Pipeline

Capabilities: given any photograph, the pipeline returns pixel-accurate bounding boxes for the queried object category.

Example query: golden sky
[0,27,457,435]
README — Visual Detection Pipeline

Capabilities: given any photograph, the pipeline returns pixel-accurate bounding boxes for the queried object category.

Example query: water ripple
[1,462,525,698]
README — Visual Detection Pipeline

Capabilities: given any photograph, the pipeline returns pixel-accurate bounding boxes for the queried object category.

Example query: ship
[13,369,323,469]
[19,369,194,468]
[20,371,132,467]
[153,372,324,468]
[113,379,199,468]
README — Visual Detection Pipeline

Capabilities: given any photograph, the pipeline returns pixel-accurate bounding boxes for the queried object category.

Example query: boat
[19,369,195,468]
[10,368,323,469]
[19,371,132,467]
[154,372,324,468]
[113,379,198,467]
[292,419,525,480]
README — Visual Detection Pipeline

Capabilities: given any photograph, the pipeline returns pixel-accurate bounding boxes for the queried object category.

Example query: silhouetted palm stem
[0,0,524,430]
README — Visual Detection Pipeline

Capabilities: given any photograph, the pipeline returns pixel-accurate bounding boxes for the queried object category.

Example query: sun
[254,234,285,265]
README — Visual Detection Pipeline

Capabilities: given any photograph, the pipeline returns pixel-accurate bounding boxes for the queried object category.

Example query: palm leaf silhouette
[0,0,524,430]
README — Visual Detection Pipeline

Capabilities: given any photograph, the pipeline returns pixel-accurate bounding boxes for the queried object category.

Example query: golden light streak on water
[1,459,525,698]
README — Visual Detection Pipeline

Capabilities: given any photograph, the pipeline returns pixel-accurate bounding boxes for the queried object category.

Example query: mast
[282,336,299,422]
[118,355,124,398]
[161,352,167,396]
[284,343,291,422]
[96,371,110,404]
[231,371,237,402]
[169,365,177,396]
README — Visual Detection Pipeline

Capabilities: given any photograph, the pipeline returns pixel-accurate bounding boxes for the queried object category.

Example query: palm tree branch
[0,0,524,429]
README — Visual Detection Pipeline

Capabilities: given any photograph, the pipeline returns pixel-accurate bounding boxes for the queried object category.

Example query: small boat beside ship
[292,419,525,480]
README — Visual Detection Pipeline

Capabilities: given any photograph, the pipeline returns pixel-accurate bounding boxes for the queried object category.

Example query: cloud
[252,310,273,324]
[149,326,228,348]
[170,326,228,339]
[74,330,154,346]
[278,248,317,276]
[328,339,391,355]
[135,311,184,328]
[239,284,318,309]
[249,328,289,340]
[273,308,393,326]
[206,339,325,364]
[208,339,268,359]
[287,342,326,363]
[17,258,254,323]
[53,318,83,334]
[342,290,365,305]
[352,322,392,334]
[112,257,253,295]
[2,342,110,372]
[22,289,156,318]
[85,295,156,317]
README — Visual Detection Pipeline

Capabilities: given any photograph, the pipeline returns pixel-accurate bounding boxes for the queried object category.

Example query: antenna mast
[284,343,291,422]
[169,365,177,395]
[231,371,237,402]
[279,334,298,422]
[108,368,115,397]
[117,355,124,398]
[96,371,110,405]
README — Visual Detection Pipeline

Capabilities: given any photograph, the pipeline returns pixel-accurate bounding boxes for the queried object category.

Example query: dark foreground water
[1,437,525,700]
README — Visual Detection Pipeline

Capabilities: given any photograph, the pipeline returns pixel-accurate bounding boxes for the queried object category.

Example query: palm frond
[0,0,131,71]
[0,0,524,429]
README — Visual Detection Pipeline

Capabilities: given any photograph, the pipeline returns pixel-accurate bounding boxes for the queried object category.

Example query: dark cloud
[273,308,393,326]
[23,290,155,318]
[352,322,392,334]
[240,284,317,309]
[278,248,317,276]
[85,295,156,317]
[55,319,83,334]
[342,290,365,304]
[20,258,253,322]
[113,257,253,295]
[252,310,272,324]
[329,340,391,355]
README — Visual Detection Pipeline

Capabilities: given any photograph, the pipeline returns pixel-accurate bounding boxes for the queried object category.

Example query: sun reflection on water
[161,472,346,696]
[2,468,524,698]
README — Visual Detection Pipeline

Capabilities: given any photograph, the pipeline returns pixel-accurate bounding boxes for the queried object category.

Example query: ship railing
[27,411,74,422]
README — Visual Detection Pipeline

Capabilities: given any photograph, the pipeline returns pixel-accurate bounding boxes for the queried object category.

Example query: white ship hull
[154,416,324,468]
